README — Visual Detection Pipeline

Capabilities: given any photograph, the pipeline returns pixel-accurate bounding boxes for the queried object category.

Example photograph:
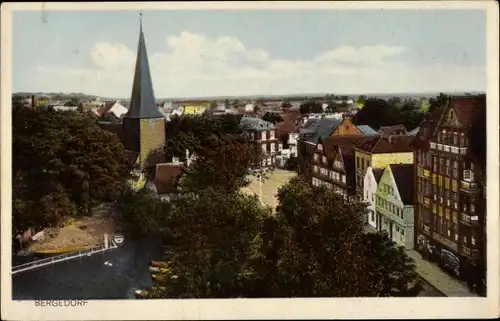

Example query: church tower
[122,14,165,168]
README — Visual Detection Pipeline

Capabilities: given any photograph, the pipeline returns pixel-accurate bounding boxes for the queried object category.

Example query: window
[455,233,459,241]
[322,156,327,164]
[453,132,459,145]
[471,204,475,213]
[460,132,465,146]
[463,236,468,245]
[471,236,476,246]
[317,144,323,151]
[463,170,473,181]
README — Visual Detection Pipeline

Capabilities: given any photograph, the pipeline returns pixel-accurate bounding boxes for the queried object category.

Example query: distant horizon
[13,90,486,102]
[13,9,486,97]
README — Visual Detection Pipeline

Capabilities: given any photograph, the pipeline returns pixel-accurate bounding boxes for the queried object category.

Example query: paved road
[363,225,475,297]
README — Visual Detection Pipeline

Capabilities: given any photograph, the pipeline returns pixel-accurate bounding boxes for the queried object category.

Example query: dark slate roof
[357,125,378,136]
[305,118,342,143]
[379,124,407,136]
[124,22,164,119]
[409,105,445,150]
[239,116,275,131]
[390,164,414,205]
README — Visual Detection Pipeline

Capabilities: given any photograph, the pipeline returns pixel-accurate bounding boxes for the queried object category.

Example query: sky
[12,9,487,99]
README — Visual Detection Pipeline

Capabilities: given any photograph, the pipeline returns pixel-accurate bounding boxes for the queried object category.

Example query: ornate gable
[332,145,345,171]
[439,107,462,128]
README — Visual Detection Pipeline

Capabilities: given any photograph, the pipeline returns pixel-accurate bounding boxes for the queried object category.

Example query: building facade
[363,166,383,229]
[411,95,486,295]
[375,164,415,249]
[240,117,282,168]
[354,135,414,201]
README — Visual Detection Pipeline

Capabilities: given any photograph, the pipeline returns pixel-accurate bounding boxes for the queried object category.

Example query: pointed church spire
[124,13,163,119]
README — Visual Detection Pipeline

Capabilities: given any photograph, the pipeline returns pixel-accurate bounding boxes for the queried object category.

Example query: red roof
[275,112,300,138]
[358,135,413,154]
[452,96,482,126]
[154,163,184,194]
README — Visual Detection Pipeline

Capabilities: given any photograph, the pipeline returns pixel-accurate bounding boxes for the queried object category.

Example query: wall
[354,150,372,197]
[139,118,166,166]
[363,167,378,229]
[372,152,414,169]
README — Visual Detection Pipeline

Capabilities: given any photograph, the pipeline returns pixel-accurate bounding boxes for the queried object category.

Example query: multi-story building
[363,166,383,229]
[354,135,414,201]
[240,116,282,168]
[410,95,486,294]
[375,164,415,249]
[305,136,373,201]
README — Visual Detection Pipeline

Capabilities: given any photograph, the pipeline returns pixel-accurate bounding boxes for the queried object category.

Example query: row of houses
[296,94,486,294]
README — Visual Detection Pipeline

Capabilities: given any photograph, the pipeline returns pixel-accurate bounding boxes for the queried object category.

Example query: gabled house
[375,164,415,249]
[305,136,373,201]
[354,135,414,200]
[363,166,384,229]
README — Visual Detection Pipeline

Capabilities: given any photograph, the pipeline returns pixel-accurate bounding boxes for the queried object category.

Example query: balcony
[460,181,478,193]
[430,142,468,155]
[460,213,479,226]
[460,245,480,259]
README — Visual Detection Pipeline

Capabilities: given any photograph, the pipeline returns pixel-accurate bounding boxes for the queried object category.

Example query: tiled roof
[239,116,274,131]
[390,164,414,205]
[406,127,420,136]
[357,125,378,136]
[305,118,342,143]
[154,163,184,194]
[379,124,407,135]
[322,136,375,157]
[276,112,300,139]
[452,95,485,126]
[357,135,413,154]
[409,105,445,150]
[372,168,384,183]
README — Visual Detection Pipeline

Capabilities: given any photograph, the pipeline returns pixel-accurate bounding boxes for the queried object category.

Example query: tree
[353,98,399,129]
[209,101,218,110]
[164,113,243,161]
[356,95,366,107]
[12,107,131,233]
[150,189,269,298]
[180,134,262,194]
[248,177,421,297]
[428,93,448,114]
[117,190,173,238]
[299,100,322,115]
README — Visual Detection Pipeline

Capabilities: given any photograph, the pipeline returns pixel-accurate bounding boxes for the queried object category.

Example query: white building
[363,166,384,229]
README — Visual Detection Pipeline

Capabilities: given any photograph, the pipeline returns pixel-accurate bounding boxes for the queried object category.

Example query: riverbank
[25,203,118,255]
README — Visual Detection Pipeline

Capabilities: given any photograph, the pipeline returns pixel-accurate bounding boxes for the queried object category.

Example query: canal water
[12,238,164,300]
[12,237,443,299]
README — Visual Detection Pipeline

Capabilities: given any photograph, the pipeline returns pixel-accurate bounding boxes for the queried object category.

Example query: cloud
[30,32,485,98]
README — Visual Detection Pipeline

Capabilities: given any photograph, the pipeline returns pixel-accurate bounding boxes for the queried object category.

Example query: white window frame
[463,169,473,181]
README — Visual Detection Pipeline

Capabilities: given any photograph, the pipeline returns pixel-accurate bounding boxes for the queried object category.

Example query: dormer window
[317,144,323,151]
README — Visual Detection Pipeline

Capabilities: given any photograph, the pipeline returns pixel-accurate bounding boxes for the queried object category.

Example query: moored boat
[149,260,169,268]
[149,266,169,273]
[134,289,149,298]
[151,274,169,282]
